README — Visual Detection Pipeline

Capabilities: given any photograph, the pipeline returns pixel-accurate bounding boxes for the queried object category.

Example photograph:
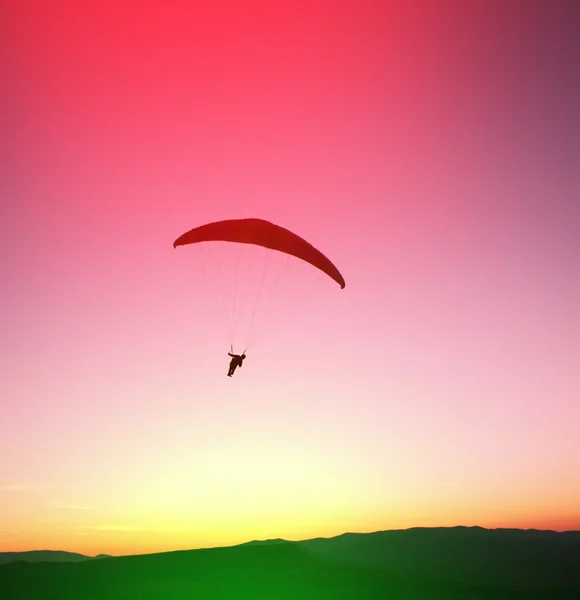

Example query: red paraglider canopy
[173,218,345,289]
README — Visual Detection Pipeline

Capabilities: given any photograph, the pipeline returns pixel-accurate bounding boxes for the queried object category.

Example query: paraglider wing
[173,218,346,289]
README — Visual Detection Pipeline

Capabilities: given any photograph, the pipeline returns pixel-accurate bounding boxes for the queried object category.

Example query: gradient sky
[2,0,579,556]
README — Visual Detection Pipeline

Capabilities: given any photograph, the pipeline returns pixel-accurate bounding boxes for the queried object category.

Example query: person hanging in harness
[227,351,246,377]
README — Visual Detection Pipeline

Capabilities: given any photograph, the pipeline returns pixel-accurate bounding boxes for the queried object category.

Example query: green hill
[1,527,578,599]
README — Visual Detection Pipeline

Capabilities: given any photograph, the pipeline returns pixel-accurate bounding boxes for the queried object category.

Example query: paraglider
[227,351,246,377]
[173,218,345,375]
[173,218,346,289]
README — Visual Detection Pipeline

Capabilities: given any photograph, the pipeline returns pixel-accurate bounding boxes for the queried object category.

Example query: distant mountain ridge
[237,537,289,547]
[0,550,112,565]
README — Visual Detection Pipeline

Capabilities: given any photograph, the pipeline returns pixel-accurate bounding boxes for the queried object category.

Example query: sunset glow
[2,0,579,556]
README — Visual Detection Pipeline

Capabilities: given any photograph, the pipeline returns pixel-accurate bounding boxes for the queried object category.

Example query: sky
[1,0,579,556]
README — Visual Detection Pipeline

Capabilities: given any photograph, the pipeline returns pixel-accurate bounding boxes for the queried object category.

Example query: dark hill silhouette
[1,527,579,599]
[299,526,580,590]
[0,550,98,565]
[237,537,290,547]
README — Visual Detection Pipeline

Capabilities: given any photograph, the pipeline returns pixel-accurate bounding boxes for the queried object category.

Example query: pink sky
[1,0,579,555]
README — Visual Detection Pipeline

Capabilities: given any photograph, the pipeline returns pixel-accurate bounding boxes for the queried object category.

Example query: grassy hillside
[1,527,578,599]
